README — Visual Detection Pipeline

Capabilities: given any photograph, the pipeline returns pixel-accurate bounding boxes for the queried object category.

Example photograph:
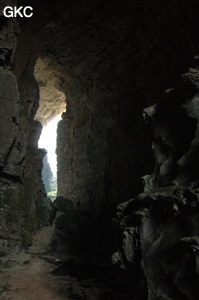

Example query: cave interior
[0,0,199,299]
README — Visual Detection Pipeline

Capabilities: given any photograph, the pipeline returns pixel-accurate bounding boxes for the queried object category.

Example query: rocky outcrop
[113,67,199,299]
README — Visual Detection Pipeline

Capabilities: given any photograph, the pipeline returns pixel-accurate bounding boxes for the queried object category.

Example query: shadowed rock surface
[113,67,199,299]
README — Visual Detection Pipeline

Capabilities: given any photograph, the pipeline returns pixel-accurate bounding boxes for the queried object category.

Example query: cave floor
[0,226,67,299]
[0,226,138,300]
[0,226,110,300]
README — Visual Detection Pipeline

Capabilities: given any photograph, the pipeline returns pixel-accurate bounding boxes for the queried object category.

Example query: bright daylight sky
[38,115,62,176]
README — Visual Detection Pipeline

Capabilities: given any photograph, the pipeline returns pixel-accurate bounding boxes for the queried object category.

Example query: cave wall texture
[53,0,199,211]
[0,0,199,298]
[113,69,199,299]
[0,0,52,255]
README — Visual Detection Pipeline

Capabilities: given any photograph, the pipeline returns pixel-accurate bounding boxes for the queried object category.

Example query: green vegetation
[47,176,57,200]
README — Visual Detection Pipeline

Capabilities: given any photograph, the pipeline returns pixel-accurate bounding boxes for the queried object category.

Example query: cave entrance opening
[38,115,62,200]
[34,56,66,200]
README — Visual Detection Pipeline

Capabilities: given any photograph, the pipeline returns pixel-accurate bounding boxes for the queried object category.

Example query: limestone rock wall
[53,0,199,212]
[0,5,52,255]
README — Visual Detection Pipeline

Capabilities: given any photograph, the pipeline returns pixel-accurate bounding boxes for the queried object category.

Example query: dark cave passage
[1,0,199,299]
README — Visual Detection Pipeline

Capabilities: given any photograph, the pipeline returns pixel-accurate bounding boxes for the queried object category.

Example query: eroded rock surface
[34,57,66,125]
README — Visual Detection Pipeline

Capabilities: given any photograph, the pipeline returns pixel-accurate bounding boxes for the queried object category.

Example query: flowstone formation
[113,67,199,299]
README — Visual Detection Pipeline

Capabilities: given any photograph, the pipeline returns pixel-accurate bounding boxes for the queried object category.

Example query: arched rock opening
[34,56,66,199]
